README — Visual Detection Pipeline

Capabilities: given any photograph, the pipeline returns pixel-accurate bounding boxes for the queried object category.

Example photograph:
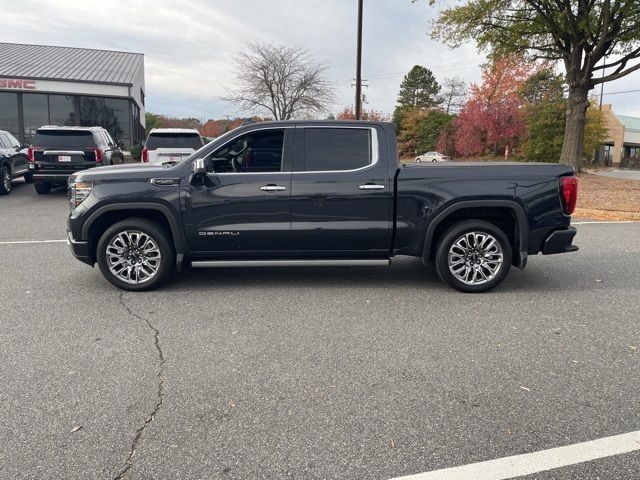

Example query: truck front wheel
[96,218,175,291]
[434,220,512,293]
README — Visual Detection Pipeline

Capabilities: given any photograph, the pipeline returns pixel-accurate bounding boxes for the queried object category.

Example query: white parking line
[0,239,67,245]
[390,430,640,480]
[573,221,637,224]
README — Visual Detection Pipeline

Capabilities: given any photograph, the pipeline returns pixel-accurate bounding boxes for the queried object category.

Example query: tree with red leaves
[453,57,540,157]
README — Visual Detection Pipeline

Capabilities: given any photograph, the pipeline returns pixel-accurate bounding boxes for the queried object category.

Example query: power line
[593,88,640,97]
[366,60,482,79]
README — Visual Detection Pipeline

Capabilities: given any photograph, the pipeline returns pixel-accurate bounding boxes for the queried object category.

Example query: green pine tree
[396,66,441,109]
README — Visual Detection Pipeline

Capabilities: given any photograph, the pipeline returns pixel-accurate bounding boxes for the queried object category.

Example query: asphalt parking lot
[1,179,639,480]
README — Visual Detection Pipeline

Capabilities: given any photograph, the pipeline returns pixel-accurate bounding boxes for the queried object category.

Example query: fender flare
[81,202,187,270]
[421,199,529,268]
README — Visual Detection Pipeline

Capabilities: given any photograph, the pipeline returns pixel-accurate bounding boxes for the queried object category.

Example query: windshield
[33,130,95,148]
[146,132,203,149]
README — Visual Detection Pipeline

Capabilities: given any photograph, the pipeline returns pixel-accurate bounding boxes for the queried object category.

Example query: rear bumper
[31,162,96,184]
[33,172,73,184]
[542,227,578,255]
[67,230,93,266]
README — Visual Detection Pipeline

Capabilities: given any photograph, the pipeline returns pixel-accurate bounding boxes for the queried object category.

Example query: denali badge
[199,231,240,236]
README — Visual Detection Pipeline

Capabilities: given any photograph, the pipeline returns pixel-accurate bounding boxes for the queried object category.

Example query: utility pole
[355,0,364,120]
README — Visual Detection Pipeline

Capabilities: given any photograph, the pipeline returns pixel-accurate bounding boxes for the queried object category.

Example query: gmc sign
[0,78,36,90]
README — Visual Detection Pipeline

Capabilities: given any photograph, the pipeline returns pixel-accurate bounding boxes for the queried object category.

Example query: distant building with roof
[601,105,640,166]
[0,42,145,148]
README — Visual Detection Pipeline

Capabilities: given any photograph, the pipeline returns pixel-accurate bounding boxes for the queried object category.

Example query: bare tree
[440,77,467,114]
[226,43,333,120]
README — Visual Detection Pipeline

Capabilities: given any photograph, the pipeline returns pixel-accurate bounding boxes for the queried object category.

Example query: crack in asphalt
[114,292,166,480]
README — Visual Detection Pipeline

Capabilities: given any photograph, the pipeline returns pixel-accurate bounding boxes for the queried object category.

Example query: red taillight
[561,176,578,215]
[142,147,149,162]
[27,147,34,163]
[94,148,104,163]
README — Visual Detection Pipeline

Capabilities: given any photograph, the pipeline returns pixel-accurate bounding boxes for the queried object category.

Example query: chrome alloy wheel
[106,230,162,285]
[448,231,503,286]
[2,168,10,192]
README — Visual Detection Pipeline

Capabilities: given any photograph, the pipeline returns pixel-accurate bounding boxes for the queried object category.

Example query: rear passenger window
[302,128,372,172]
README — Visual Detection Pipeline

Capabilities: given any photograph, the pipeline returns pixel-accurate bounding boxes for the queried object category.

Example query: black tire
[96,218,175,291]
[23,172,33,183]
[0,164,11,195]
[415,158,421,163]
[434,220,512,293]
[34,182,51,194]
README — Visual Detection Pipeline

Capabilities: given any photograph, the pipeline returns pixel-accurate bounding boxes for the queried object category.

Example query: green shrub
[130,143,142,162]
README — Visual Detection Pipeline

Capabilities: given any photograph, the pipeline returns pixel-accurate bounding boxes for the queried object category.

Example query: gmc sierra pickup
[67,121,578,293]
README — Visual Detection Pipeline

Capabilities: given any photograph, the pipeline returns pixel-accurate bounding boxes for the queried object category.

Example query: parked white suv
[415,151,451,163]
[142,128,204,163]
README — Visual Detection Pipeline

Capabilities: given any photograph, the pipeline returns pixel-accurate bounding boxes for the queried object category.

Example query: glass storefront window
[0,92,139,148]
[78,96,132,148]
[603,144,613,164]
[0,92,19,137]
[624,146,640,158]
[104,97,130,146]
[79,96,105,127]
[49,95,76,127]
[22,93,49,143]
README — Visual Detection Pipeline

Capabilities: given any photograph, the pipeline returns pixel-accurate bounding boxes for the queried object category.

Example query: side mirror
[117,140,124,149]
[190,158,207,186]
[192,158,206,174]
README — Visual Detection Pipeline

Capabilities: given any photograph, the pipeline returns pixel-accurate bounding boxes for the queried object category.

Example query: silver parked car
[415,151,451,163]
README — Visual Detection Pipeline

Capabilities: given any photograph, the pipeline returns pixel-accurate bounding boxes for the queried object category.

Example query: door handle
[358,184,385,190]
[260,185,287,192]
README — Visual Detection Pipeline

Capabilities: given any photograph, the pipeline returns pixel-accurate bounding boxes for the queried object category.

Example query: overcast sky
[3,0,640,119]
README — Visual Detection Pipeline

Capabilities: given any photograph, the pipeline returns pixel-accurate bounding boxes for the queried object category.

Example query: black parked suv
[28,126,124,194]
[0,130,31,195]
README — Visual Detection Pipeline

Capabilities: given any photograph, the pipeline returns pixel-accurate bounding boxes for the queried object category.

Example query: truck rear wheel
[34,182,51,194]
[96,218,175,291]
[434,220,512,293]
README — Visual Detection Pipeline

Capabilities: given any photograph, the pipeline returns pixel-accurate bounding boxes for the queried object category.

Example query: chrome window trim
[293,125,378,174]
[204,126,293,176]
[200,124,380,176]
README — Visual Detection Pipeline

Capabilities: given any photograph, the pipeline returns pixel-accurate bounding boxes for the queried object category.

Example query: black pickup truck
[67,121,578,292]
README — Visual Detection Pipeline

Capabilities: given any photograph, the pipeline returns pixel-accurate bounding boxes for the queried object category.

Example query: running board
[190,259,391,268]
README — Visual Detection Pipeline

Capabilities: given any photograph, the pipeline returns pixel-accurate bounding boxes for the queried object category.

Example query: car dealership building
[0,42,145,149]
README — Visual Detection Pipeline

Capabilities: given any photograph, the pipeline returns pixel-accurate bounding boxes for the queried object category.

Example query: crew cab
[28,126,124,194]
[67,121,578,293]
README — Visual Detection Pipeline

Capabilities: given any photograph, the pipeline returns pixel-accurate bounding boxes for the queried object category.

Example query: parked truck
[67,121,578,292]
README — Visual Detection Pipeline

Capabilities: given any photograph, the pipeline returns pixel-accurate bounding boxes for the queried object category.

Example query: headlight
[69,181,92,208]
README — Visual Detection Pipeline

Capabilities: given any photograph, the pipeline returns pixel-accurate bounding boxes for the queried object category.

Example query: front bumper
[542,227,578,255]
[67,230,93,266]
